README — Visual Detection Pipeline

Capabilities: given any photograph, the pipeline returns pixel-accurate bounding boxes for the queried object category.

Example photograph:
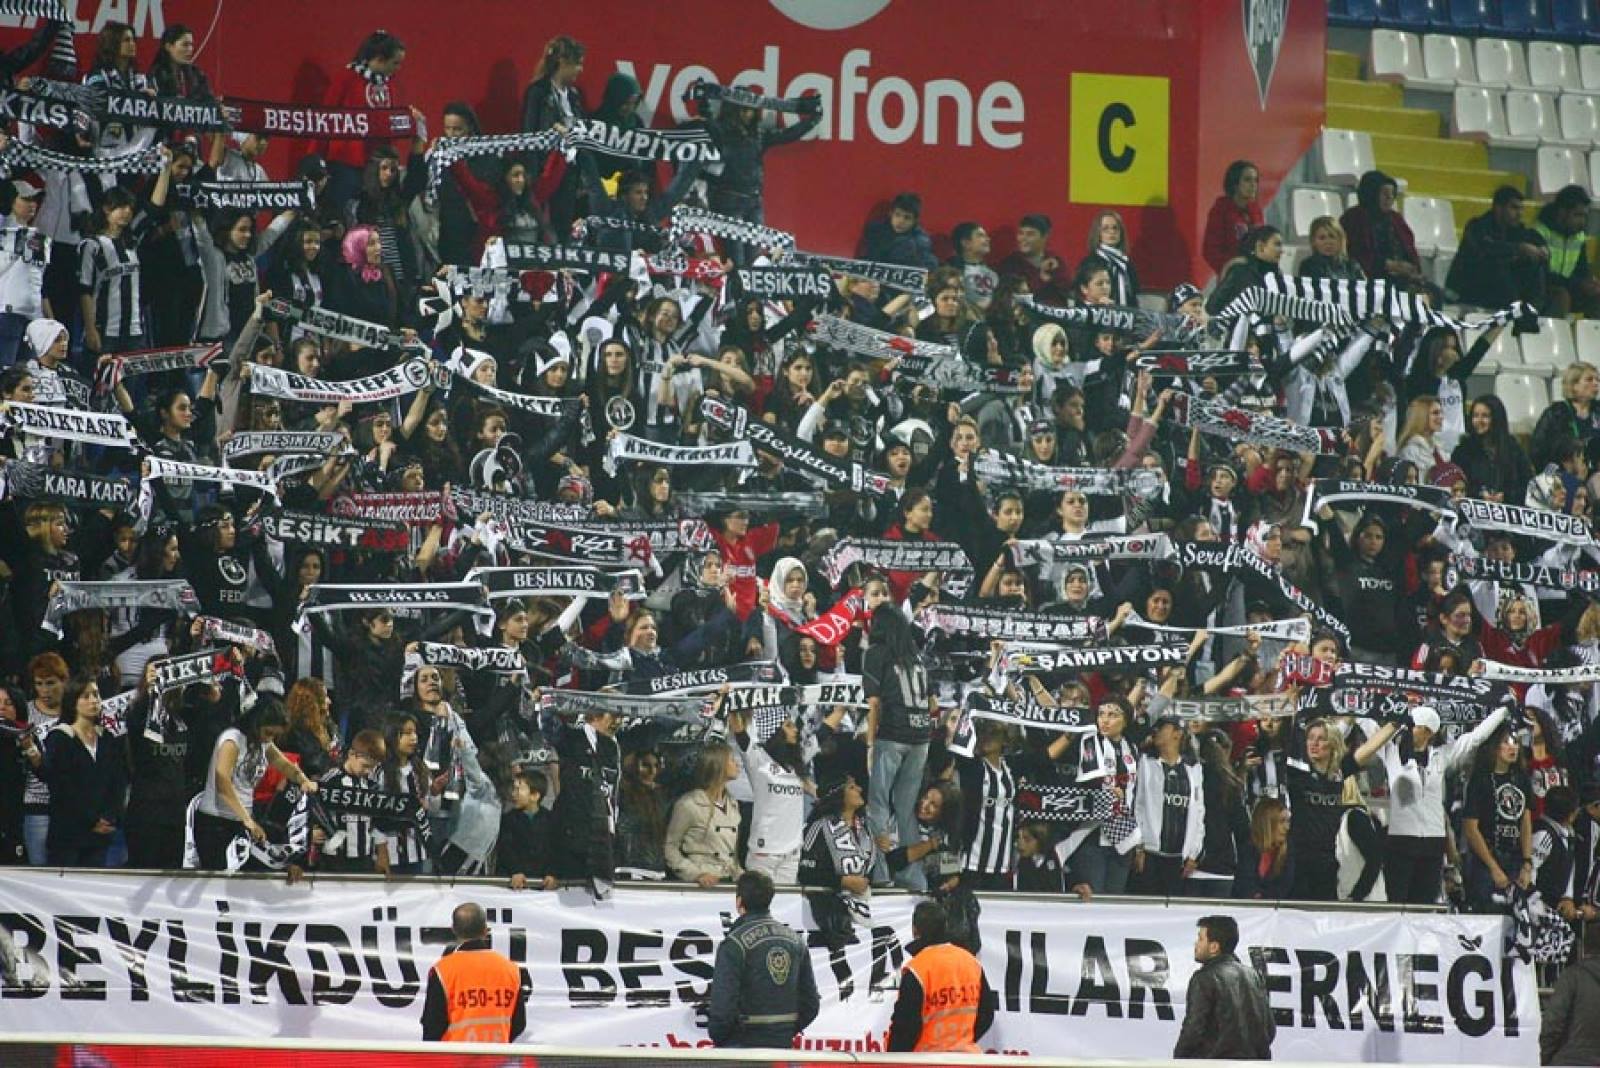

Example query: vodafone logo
[769,0,891,29]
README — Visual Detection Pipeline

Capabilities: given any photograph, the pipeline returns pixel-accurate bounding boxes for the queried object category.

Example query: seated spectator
[856,192,938,269]
[1084,210,1139,306]
[1533,362,1600,472]
[1201,159,1263,276]
[498,769,556,890]
[1535,185,1599,319]
[997,212,1068,305]
[1340,169,1425,291]
[1448,185,1547,310]
[1298,216,1364,283]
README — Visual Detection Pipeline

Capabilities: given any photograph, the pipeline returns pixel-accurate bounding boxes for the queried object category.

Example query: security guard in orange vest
[887,901,996,1052]
[421,902,528,1042]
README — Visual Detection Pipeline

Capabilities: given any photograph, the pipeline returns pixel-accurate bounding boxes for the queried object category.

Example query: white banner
[0,871,1534,1063]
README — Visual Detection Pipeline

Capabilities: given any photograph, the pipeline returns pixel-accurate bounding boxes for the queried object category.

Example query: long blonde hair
[1396,395,1440,451]
[1251,798,1289,877]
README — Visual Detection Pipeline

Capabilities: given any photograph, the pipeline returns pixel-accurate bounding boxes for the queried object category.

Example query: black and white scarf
[248,358,439,405]
[1124,612,1312,645]
[42,578,199,636]
[425,131,565,195]
[1018,295,1199,343]
[667,206,796,255]
[174,180,314,213]
[965,691,1095,734]
[466,565,646,601]
[199,616,276,655]
[719,677,868,714]
[332,490,447,526]
[1445,554,1600,594]
[261,508,409,552]
[1096,245,1136,306]
[571,214,667,250]
[222,431,345,465]
[676,490,826,520]
[999,644,1190,674]
[414,642,527,676]
[785,252,928,294]
[310,777,439,860]
[449,486,591,526]
[1476,661,1600,686]
[602,433,756,476]
[145,456,280,499]
[93,343,221,395]
[504,521,657,567]
[917,604,1107,644]
[295,582,495,635]
[1164,693,1297,722]
[0,140,164,176]
[819,537,973,593]
[687,81,819,115]
[1015,783,1116,824]
[540,688,714,727]
[152,647,243,694]
[1302,662,1507,727]
[0,461,136,509]
[1456,497,1594,548]
[699,395,892,495]
[734,265,834,301]
[222,97,416,141]
[975,451,1163,497]
[497,242,631,274]
[1172,540,1350,640]
[263,298,424,355]
[1216,275,1538,337]
[1008,533,1174,568]
[1129,350,1261,376]
[451,370,579,419]
[565,119,722,164]
[623,660,785,696]
[1168,393,1344,455]
[892,352,1028,395]
[2,402,138,449]
[1301,479,1459,531]
[807,314,955,361]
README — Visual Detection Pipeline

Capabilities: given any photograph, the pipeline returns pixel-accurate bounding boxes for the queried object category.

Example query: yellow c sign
[1069,73,1170,207]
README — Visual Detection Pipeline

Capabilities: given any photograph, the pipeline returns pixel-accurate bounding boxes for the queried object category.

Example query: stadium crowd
[0,21,1598,956]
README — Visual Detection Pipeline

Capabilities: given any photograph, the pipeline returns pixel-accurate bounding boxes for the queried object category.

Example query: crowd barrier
[0,869,1531,1065]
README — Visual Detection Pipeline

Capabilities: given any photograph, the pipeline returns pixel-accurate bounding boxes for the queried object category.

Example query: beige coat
[664,788,742,882]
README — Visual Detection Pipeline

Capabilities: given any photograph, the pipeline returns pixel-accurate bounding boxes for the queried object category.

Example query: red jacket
[320,66,404,170]
[1201,196,1264,275]
[1338,205,1421,282]
[709,523,780,621]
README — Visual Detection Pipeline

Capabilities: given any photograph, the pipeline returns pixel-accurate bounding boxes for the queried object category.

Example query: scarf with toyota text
[918,604,1107,644]
[1168,393,1345,455]
[603,433,756,477]
[42,579,199,636]
[1445,553,1600,594]
[1455,497,1596,548]
[1007,533,1174,569]
[699,395,892,496]
[93,343,221,395]
[221,97,415,140]
[247,359,439,405]
[1300,479,1460,531]
[0,461,136,509]
[466,565,646,601]
[786,252,928,294]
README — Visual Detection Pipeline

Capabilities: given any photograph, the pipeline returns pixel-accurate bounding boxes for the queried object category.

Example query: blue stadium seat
[1332,0,1385,24]
[1550,0,1600,40]
[1393,0,1447,26]
[1449,0,1498,30]
[1500,0,1554,36]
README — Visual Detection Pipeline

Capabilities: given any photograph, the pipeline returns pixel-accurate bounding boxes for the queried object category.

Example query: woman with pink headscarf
[325,224,395,327]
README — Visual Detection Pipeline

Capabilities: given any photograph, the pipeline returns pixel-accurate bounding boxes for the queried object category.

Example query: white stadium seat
[1466,321,1524,374]
[1530,42,1582,93]
[1423,34,1481,88]
[1291,188,1344,238]
[1454,87,1528,147]
[1559,93,1600,147]
[1538,146,1592,194]
[1582,44,1600,91]
[1476,37,1531,89]
[1371,30,1428,86]
[1505,90,1564,146]
[1494,372,1550,435]
[1402,195,1459,255]
[1320,129,1374,185]
[1577,318,1600,363]
[1520,317,1577,372]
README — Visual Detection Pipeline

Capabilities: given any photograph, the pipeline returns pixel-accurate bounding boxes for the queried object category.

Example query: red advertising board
[0,0,1324,286]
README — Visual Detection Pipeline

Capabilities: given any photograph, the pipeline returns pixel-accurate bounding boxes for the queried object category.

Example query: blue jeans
[868,739,928,890]
[1070,838,1132,894]
[23,813,48,865]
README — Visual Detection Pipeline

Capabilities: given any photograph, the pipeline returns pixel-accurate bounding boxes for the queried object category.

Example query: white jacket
[1283,330,1373,428]
[1377,707,1507,839]
[1137,755,1205,860]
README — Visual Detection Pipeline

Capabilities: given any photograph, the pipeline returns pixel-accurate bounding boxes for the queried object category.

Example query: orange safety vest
[905,942,983,1053]
[433,948,522,1043]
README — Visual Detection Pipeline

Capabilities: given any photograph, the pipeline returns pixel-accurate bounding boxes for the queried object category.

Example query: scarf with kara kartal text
[602,433,756,477]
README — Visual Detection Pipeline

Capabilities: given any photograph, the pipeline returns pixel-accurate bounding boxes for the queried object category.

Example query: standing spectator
[1201,160,1263,276]
[864,604,935,887]
[192,699,317,871]
[1542,951,1600,1065]
[1061,696,1143,893]
[997,212,1066,305]
[520,35,586,235]
[320,31,409,219]
[617,749,667,878]
[857,192,938,269]
[1086,210,1139,305]
[1535,185,1600,318]
[946,222,997,310]
[1135,716,1205,896]
[552,709,620,889]
[664,740,743,886]
[707,93,821,267]
[85,22,154,159]
[731,712,806,884]
[0,180,51,368]
[79,187,148,357]
[1172,916,1275,1060]
[1462,721,1534,912]
[1452,396,1533,505]
[147,24,213,100]
[1340,169,1425,291]
[1448,185,1548,310]
[1403,324,1502,456]
[799,775,877,944]
[41,678,125,867]
[310,729,389,874]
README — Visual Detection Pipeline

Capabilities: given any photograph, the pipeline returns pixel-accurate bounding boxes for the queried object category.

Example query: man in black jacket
[706,870,819,1047]
[1173,915,1275,1060]
[1446,185,1547,309]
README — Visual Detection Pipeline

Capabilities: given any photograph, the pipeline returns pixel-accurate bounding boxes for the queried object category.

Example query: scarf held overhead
[221,98,415,139]
[42,579,199,636]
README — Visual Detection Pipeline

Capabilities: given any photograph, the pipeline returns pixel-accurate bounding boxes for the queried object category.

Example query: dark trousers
[1384,835,1445,905]
[46,836,110,868]
[193,808,244,871]
[126,815,186,870]
[1289,850,1339,902]
[1135,852,1188,897]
